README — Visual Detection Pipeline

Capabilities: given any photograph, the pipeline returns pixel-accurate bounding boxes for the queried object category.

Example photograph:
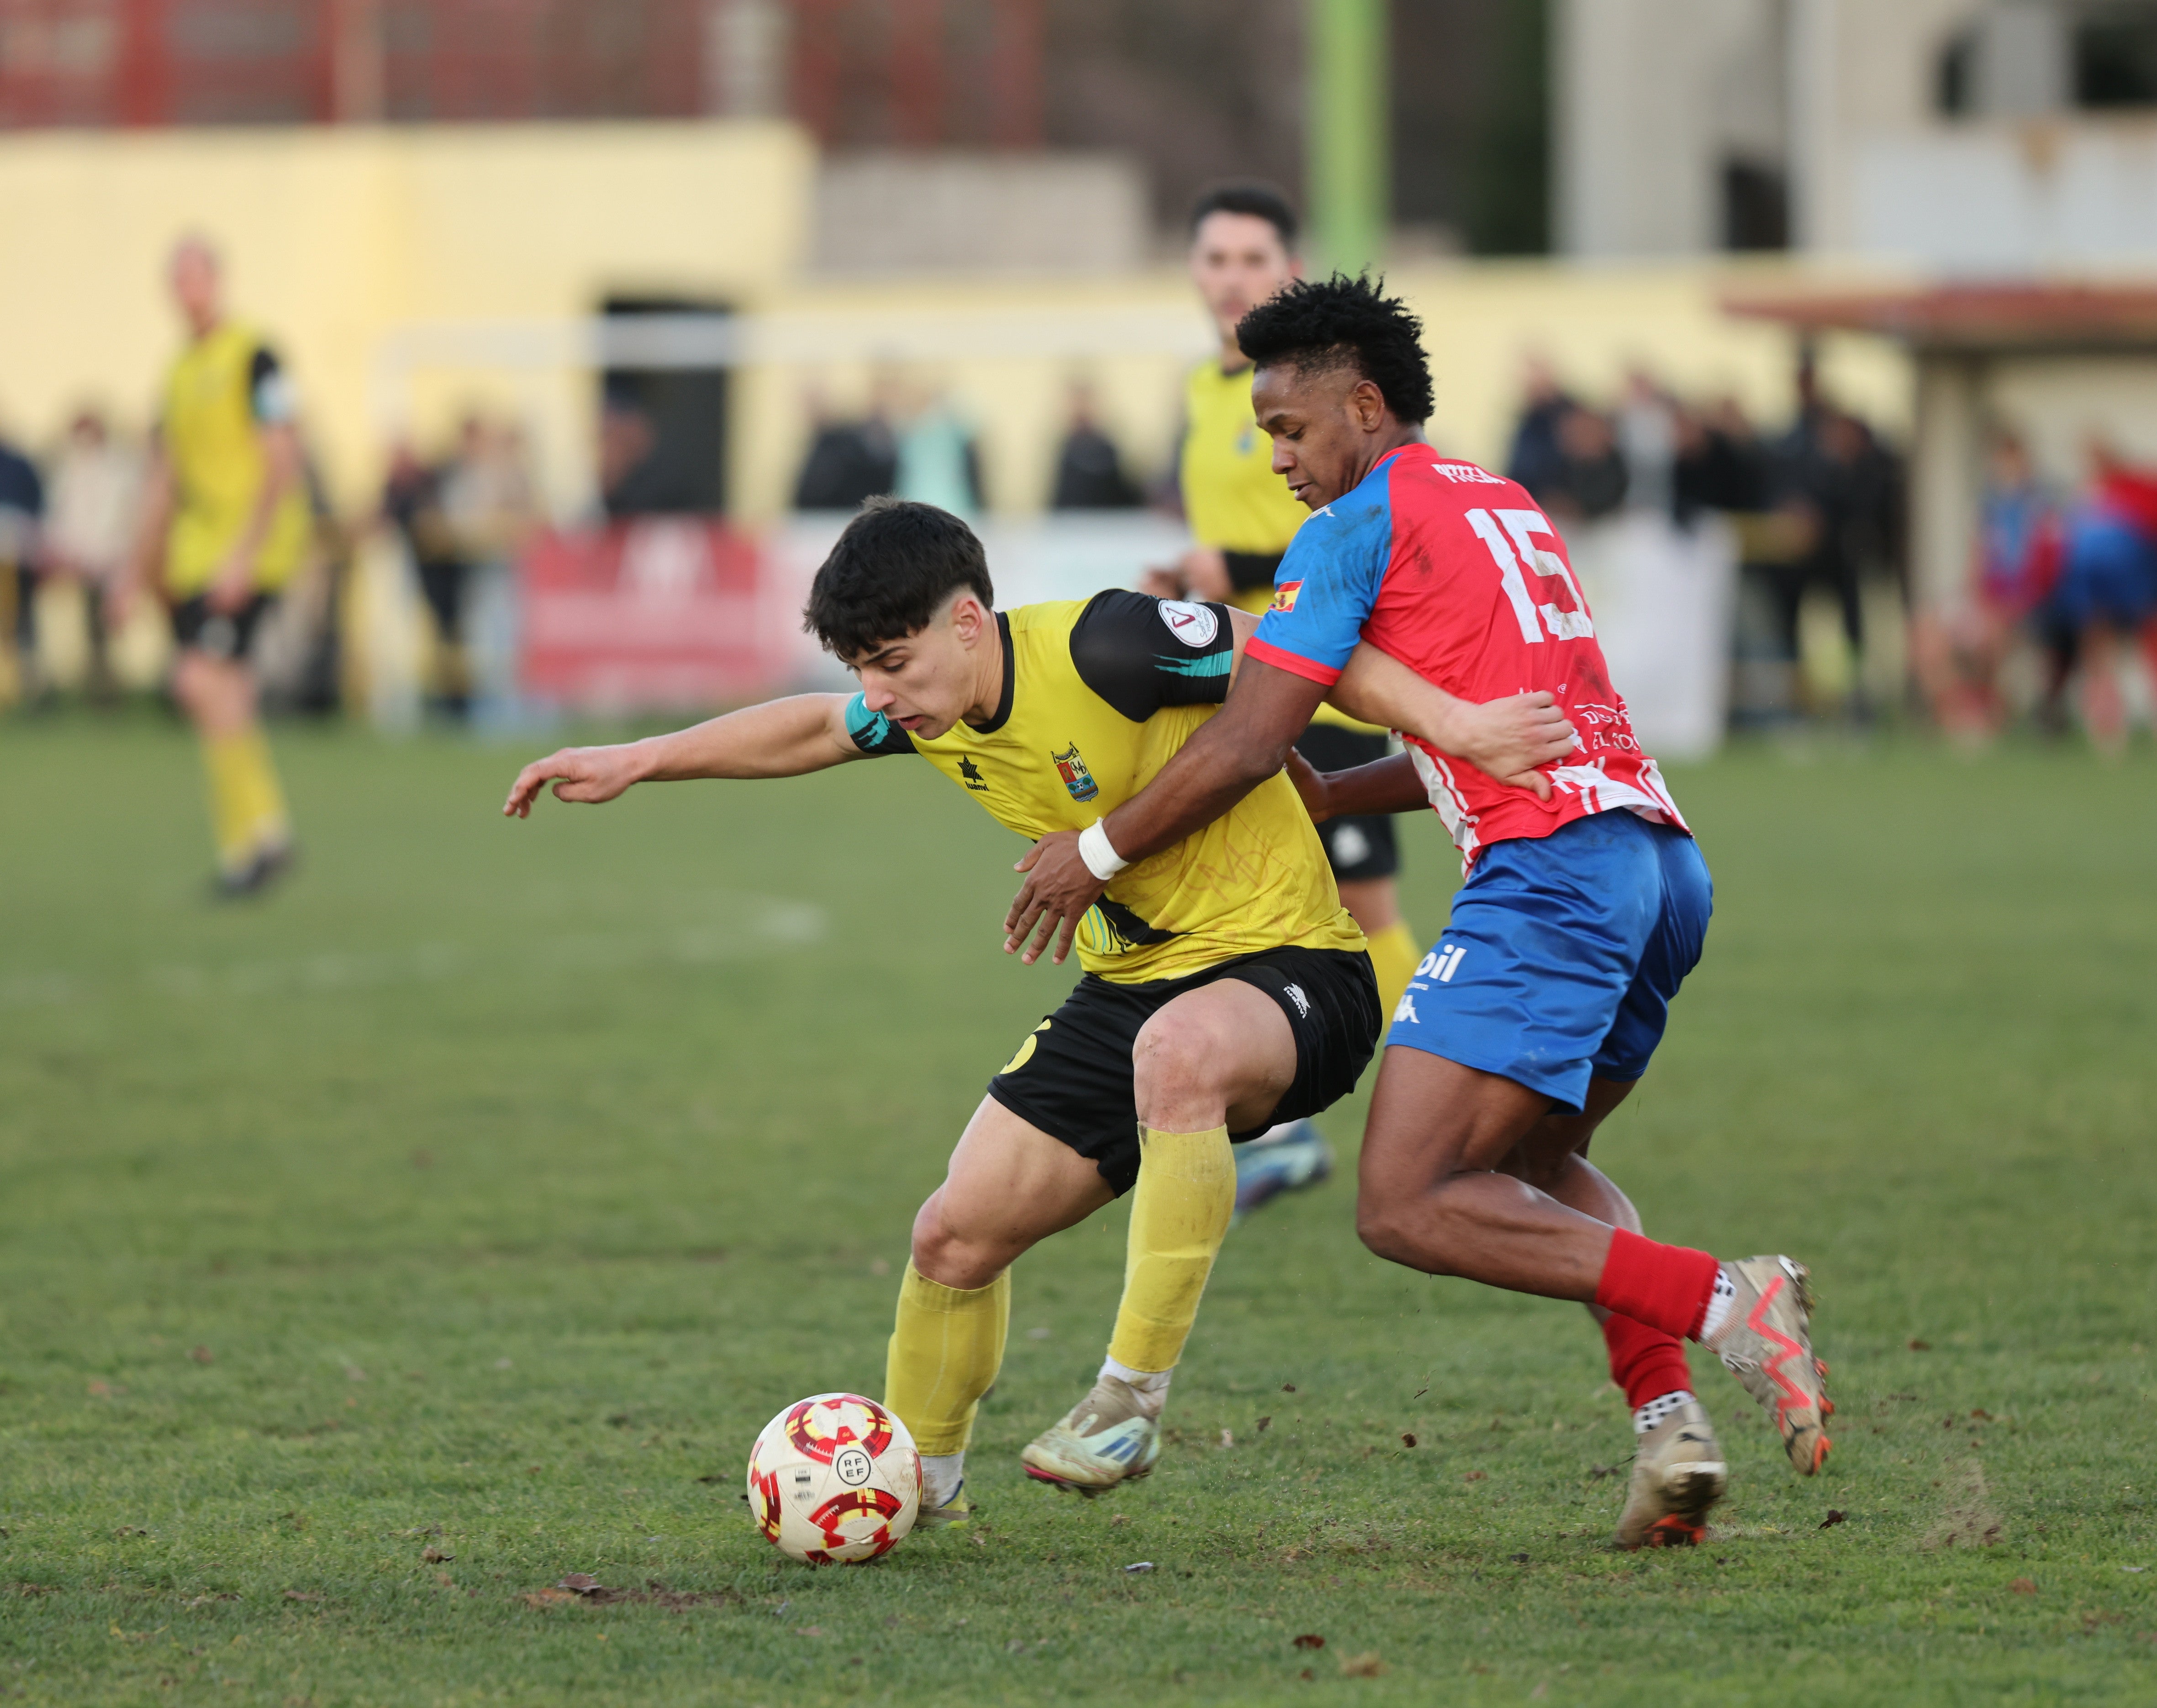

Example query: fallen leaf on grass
[795,1625,825,1637]
[1256,1416,1272,1434]
[1508,1553,1531,1565]
[421,1547,451,1564]
[1819,1510,1847,1529]
[557,1574,603,1594]
[1299,1668,1316,1682]
[189,1346,214,1364]
[1908,1339,1931,1351]
[1462,1471,1487,1483]
[1338,1652,1385,1678]
[1292,1634,1326,1651]
[2011,1578,2037,1595]
[1109,1514,1129,1528]
[1282,1382,1296,1392]
[1401,1433,1417,1448]
[1970,1408,1993,1421]
[434,1572,454,1588]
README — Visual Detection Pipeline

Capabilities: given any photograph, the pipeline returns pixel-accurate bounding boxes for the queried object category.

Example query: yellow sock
[1105,1125,1234,1375]
[201,728,290,872]
[1366,919,1423,1015]
[200,733,261,873]
[230,727,291,851]
[883,1263,1009,1456]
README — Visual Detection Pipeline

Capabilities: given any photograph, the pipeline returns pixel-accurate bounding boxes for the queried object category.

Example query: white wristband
[1077,819,1130,881]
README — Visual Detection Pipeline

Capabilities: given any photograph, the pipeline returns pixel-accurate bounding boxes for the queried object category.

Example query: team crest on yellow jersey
[1051,743,1099,803]
[1270,580,1303,614]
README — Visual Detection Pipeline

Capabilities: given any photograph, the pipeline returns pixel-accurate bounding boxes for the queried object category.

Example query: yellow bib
[1179,360,1309,558]
[159,322,311,596]
[901,602,1362,984]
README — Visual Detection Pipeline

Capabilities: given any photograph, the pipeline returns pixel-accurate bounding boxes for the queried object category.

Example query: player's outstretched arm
[502,694,861,818]
[1329,642,1575,801]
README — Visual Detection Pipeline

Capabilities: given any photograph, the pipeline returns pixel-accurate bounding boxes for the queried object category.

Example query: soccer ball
[746,1392,921,1564]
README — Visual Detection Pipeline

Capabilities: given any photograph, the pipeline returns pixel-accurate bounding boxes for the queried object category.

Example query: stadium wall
[0,121,1909,525]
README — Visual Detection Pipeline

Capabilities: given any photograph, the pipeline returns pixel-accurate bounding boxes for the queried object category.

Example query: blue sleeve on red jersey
[1248,474,1394,682]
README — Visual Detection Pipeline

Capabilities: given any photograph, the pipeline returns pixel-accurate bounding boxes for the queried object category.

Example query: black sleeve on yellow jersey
[1222,550,1282,595]
[843,691,917,757]
[1068,589,1235,723]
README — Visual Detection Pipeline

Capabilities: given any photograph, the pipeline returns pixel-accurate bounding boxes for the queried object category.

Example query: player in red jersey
[1005,276,1831,1546]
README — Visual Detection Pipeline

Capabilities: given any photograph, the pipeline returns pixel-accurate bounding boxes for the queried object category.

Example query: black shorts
[170,593,276,662]
[1295,722,1400,881]
[987,943,1382,1195]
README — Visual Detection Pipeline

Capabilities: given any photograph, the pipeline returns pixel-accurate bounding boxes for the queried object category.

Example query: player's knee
[1130,1008,1235,1117]
[1355,1187,1464,1275]
[907,1195,1005,1292]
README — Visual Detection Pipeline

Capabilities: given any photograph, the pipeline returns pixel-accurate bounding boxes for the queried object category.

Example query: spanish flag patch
[1270,580,1302,614]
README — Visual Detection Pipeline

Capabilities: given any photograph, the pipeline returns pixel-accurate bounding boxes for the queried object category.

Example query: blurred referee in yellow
[119,237,309,897]
[1153,184,1422,1212]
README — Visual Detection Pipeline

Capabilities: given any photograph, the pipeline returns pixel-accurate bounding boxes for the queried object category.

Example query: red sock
[1595,1228,1720,1341]
[1601,1313,1695,1410]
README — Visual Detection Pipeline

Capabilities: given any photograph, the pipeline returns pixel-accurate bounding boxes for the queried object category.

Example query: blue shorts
[1386,811,1711,1112]
[2057,514,2157,631]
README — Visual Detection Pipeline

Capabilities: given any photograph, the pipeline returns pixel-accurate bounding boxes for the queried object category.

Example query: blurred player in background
[118,237,310,896]
[1152,183,1422,1213]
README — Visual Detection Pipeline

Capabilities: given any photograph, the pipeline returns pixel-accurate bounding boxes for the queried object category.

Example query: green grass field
[3,717,2154,1706]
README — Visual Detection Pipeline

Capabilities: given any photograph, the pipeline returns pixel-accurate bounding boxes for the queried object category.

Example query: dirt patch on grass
[1923,1461,2004,1550]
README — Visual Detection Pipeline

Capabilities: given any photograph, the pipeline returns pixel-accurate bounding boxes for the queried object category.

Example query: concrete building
[1557,0,2157,271]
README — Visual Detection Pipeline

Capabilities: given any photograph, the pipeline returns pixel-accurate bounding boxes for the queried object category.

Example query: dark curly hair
[804,497,994,659]
[1234,274,1434,424]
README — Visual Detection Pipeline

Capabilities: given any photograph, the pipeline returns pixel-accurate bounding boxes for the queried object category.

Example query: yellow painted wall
[0,121,812,509]
[0,121,1908,527]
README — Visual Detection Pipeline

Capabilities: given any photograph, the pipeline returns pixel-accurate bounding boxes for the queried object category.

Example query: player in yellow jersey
[1158,183,1424,1211]
[504,500,1491,1517]
[118,238,311,897]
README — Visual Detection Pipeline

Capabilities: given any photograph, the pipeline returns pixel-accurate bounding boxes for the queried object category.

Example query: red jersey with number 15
[1247,444,1688,867]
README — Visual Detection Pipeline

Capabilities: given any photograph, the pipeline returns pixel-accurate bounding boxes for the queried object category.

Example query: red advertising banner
[517,519,799,712]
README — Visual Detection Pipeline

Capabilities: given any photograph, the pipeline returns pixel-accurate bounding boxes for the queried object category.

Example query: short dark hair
[1234,274,1434,424]
[803,497,994,659]
[1188,181,1298,251]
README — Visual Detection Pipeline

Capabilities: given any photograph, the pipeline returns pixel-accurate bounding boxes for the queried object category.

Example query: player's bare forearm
[503,695,858,817]
[1001,661,1325,966]
[1314,753,1428,818]
[1332,641,1576,801]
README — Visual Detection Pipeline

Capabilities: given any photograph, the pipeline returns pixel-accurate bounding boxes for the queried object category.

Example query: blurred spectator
[597,383,659,517]
[0,426,46,704]
[381,436,471,718]
[2053,437,2157,754]
[43,408,145,701]
[1756,386,1904,717]
[1911,427,2069,744]
[894,384,983,517]
[442,413,539,564]
[1504,355,1575,498]
[1534,404,1629,526]
[1615,369,1679,519]
[792,383,898,511]
[1049,380,1142,510]
[1672,396,1768,526]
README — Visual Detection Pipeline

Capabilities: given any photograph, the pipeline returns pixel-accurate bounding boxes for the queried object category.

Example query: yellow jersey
[844,593,1363,985]
[158,321,311,596]
[1180,359,1377,733]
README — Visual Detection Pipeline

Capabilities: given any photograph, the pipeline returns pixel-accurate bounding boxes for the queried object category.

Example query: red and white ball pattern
[746,1392,921,1564]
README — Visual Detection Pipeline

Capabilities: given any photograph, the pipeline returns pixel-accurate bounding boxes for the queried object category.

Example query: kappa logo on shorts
[1270,580,1303,615]
[1282,982,1311,1018]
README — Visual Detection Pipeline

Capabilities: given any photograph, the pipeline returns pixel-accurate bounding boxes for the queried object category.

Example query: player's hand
[1003,831,1107,966]
[502,744,646,817]
[1136,566,1183,599]
[1284,747,1331,822]
[205,564,253,615]
[1450,692,1577,801]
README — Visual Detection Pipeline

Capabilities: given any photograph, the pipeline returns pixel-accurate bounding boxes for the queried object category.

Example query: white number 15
[1465,507,1595,644]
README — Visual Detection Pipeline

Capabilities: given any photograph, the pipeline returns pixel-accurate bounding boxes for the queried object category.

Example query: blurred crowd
[1503,353,1906,727]
[791,374,1146,517]
[0,405,539,721]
